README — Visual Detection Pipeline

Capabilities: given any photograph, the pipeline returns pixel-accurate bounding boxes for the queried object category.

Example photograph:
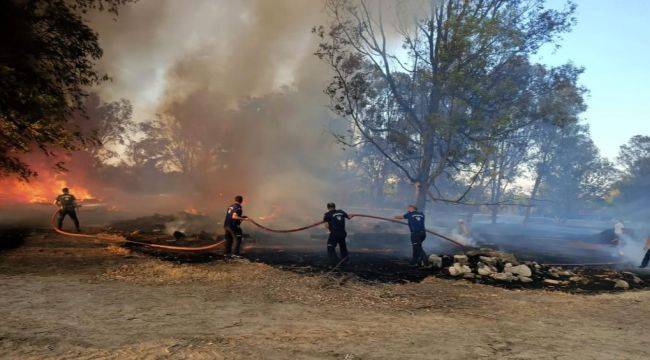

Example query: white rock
[569,276,588,284]
[518,276,533,283]
[479,256,497,265]
[453,255,468,265]
[544,279,560,285]
[509,264,532,278]
[448,263,472,276]
[613,280,629,290]
[428,254,443,269]
[476,262,497,276]
[491,272,515,282]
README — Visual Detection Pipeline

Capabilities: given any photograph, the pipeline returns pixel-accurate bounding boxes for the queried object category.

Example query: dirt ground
[1,231,649,359]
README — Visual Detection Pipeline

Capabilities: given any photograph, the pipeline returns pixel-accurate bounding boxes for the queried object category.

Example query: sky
[538,0,650,160]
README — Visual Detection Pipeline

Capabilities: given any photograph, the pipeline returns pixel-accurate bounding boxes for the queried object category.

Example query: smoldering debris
[99,212,650,293]
[0,228,30,251]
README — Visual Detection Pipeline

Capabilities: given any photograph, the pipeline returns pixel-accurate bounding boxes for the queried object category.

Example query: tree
[614,135,650,218]
[314,0,576,211]
[0,0,132,179]
[535,124,616,220]
[523,64,586,223]
[73,94,135,164]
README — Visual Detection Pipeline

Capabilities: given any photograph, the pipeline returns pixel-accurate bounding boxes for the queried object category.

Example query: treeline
[313,0,648,221]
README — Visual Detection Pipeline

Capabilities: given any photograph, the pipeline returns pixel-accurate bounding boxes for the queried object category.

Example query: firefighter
[223,195,248,258]
[54,188,80,232]
[640,236,650,269]
[394,205,428,266]
[613,220,626,257]
[323,202,351,264]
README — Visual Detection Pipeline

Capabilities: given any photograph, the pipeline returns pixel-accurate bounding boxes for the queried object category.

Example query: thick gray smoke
[87,0,351,218]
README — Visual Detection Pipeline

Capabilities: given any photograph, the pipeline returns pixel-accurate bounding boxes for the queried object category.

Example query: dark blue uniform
[224,203,244,256]
[323,209,350,263]
[56,194,79,232]
[404,211,427,265]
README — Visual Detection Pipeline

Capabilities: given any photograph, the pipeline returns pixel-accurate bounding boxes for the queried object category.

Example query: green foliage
[614,135,650,212]
[536,124,617,218]
[314,0,577,209]
[0,0,132,179]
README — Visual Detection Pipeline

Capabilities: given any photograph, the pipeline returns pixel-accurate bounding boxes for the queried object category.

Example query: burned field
[101,213,650,294]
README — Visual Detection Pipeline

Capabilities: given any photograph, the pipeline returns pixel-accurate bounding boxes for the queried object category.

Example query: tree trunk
[414,179,429,211]
[523,173,542,224]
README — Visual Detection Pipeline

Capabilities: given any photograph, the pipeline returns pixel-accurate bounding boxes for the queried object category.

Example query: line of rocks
[427,248,645,292]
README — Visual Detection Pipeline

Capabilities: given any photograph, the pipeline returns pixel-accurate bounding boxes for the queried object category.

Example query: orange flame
[0,173,95,205]
[258,205,282,221]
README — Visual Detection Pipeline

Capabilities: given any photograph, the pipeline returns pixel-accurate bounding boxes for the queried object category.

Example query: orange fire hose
[51,210,634,268]
[52,209,465,252]
[247,213,467,250]
[50,210,225,252]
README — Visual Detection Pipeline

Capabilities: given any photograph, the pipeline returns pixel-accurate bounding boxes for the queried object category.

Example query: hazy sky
[538,0,650,160]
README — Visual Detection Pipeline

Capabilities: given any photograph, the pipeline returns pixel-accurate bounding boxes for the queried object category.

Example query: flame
[185,207,202,215]
[258,205,282,221]
[0,173,95,205]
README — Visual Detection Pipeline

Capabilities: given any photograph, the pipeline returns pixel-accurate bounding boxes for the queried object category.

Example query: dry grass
[99,258,413,308]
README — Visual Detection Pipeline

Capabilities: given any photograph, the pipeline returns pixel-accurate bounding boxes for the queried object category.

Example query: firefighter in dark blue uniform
[323,202,351,264]
[224,195,248,258]
[54,188,80,232]
[395,205,428,266]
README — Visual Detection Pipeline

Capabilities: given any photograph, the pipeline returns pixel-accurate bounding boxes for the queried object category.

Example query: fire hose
[51,210,633,267]
[247,214,466,249]
[50,210,225,252]
[51,210,466,252]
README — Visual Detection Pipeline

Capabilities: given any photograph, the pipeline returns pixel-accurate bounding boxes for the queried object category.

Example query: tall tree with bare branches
[314,0,576,211]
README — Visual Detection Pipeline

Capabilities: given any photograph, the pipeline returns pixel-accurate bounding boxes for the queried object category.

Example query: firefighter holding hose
[394,205,428,267]
[323,202,351,265]
[224,195,248,259]
[54,187,80,232]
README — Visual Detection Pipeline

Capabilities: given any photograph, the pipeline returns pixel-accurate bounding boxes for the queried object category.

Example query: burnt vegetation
[0,0,649,294]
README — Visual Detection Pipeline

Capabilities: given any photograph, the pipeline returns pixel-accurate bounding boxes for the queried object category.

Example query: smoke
[74,0,351,218]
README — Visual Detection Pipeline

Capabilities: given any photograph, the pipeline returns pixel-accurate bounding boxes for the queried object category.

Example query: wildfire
[185,207,202,215]
[0,174,94,205]
[258,205,282,221]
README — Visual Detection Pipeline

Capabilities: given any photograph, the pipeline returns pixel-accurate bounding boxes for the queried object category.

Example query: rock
[569,276,589,284]
[544,279,561,286]
[621,272,644,285]
[548,267,573,278]
[508,264,532,278]
[491,272,515,282]
[491,251,519,265]
[448,263,472,276]
[468,249,518,265]
[463,273,476,279]
[476,262,497,276]
[453,255,468,265]
[428,254,443,269]
[613,279,629,290]
[479,256,497,265]
[518,276,533,283]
